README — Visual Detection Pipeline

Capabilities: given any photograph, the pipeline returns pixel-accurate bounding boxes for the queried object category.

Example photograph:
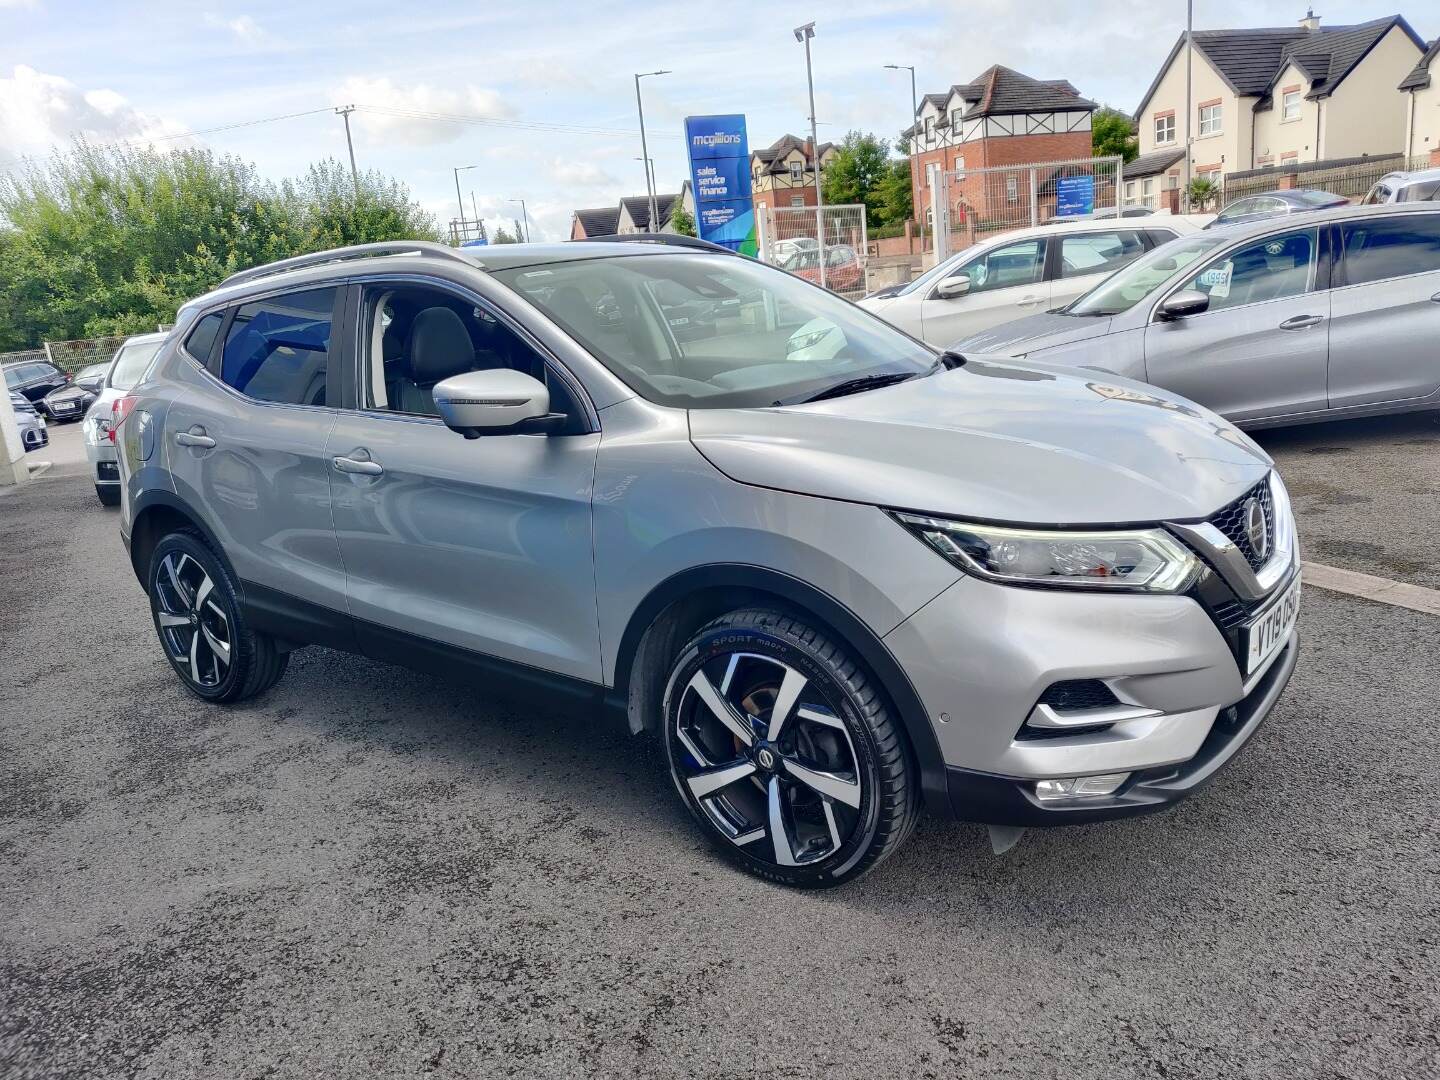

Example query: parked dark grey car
[113,239,1300,886]
[1205,189,1349,229]
[3,359,68,407]
[954,203,1440,429]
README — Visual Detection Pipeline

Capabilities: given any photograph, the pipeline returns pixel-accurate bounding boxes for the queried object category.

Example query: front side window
[493,254,934,410]
[219,287,336,406]
[1057,231,1147,279]
[1067,234,1227,316]
[1214,199,1257,224]
[1199,102,1222,136]
[1339,216,1440,286]
[109,339,165,391]
[1282,89,1301,121]
[1179,229,1317,313]
[952,238,1046,294]
[3,367,20,388]
[1155,113,1175,144]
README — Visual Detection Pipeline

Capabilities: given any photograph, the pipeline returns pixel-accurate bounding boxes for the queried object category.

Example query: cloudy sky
[1,0,1430,240]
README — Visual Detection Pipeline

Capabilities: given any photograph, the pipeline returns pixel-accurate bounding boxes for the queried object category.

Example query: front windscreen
[493,254,935,409]
[1064,235,1227,317]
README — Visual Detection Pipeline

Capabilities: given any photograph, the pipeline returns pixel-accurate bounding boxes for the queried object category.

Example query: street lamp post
[794,22,826,288]
[634,70,671,230]
[884,63,923,255]
[509,198,531,243]
[453,164,479,243]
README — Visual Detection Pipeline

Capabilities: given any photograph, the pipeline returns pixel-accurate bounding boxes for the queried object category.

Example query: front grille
[1208,478,1274,571]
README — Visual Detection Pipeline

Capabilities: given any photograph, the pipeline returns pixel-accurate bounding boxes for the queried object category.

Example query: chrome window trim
[1146,226,1321,324]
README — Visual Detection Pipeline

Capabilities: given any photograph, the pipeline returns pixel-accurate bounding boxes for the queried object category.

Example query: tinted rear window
[1340,215,1440,285]
[219,288,335,406]
[184,313,224,364]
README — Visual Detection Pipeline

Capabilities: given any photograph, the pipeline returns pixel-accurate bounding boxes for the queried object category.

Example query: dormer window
[1282,88,1301,121]
[950,109,961,127]
[925,116,935,141]
[789,160,803,181]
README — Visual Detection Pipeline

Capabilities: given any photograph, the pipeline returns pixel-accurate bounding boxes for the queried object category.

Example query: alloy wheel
[153,552,232,688]
[672,651,866,867]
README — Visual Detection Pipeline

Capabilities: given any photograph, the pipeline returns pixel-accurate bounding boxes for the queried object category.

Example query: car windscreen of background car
[494,254,935,409]
[1065,235,1226,316]
[107,339,165,391]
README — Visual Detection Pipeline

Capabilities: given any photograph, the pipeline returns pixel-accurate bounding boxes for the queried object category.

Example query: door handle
[332,455,383,476]
[174,429,216,449]
[1278,314,1324,331]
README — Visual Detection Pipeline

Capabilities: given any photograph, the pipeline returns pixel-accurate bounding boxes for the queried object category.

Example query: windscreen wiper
[788,371,919,405]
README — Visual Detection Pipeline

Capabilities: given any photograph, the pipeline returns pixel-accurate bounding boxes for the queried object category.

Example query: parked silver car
[9,390,47,452]
[1361,166,1440,205]
[114,239,1299,886]
[953,203,1440,429]
[83,332,168,505]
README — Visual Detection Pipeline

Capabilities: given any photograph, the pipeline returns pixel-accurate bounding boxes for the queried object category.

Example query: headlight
[891,513,1199,593]
[788,326,833,353]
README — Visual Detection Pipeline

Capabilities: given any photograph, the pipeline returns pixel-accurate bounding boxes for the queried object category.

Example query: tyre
[147,531,288,703]
[95,483,120,507]
[663,608,919,888]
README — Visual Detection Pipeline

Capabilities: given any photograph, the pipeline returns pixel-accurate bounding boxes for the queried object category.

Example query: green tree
[1091,106,1138,163]
[1187,177,1219,210]
[668,202,697,237]
[493,226,520,244]
[0,141,438,349]
[871,137,915,227]
[820,130,894,228]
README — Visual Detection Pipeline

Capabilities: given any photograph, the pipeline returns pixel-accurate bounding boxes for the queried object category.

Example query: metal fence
[931,155,1124,262]
[1221,153,1431,204]
[756,204,869,300]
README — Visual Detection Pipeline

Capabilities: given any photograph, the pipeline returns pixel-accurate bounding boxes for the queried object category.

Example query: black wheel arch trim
[612,563,954,818]
[126,487,231,587]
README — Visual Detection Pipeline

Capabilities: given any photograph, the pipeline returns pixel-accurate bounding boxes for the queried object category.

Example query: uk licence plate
[1245,575,1301,675]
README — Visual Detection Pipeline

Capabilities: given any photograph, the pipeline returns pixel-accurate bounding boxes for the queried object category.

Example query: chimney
[1298,7,1320,30]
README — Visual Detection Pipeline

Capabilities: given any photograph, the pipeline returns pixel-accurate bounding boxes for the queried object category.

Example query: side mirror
[432,369,564,437]
[935,274,972,300]
[1157,289,1210,321]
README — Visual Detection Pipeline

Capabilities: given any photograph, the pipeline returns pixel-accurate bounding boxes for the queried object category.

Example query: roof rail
[572,232,740,255]
[218,241,476,290]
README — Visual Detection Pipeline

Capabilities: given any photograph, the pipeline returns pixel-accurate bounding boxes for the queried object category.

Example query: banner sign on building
[1055,174,1096,218]
[684,114,755,255]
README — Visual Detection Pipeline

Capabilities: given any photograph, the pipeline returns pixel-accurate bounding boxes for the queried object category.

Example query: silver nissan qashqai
[113,238,1300,887]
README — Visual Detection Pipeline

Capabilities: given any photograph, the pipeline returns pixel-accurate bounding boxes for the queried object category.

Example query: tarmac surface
[2,420,1437,1079]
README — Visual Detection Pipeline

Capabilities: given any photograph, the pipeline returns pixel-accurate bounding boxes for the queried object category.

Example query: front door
[327,280,603,683]
[163,287,349,618]
[919,236,1052,345]
[1327,214,1440,409]
[1143,227,1329,423]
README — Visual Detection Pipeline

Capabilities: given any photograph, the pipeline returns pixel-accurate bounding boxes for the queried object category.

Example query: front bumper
[945,630,1297,825]
[883,560,1299,826]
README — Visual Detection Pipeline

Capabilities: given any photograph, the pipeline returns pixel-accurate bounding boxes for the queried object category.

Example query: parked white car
[859,216,1209,346]
[1361,166,1440,205]
[83,332,168,505]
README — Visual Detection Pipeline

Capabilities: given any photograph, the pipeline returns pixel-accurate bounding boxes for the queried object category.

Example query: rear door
[164,286,350,624]
[918,236,1051,345]
[1050,229,1151,308]
[1326,213,1440,409]
[1143,226,1329,422]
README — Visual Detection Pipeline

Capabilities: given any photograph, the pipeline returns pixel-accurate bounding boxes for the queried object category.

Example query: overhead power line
[147,107,337,143]
[354,105,684,140]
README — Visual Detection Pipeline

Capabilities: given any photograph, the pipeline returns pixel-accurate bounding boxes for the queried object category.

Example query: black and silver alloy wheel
[154,551,233,689]
[665,609,918,887]
[147,531,289,703]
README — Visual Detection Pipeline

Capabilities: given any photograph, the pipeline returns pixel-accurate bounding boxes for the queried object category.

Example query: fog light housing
[1034,773,1130,802]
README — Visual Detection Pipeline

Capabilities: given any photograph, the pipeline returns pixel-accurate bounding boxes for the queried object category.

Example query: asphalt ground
[2,420,1438,1080]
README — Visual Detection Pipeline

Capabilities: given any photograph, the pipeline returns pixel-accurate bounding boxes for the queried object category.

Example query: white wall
[1253,63,1323,165]
[1138,45,1250,177]
[1321,25,1422,159]
[1406,66,1440,158]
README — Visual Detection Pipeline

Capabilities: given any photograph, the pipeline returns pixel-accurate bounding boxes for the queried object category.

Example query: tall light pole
[509,198,531,242]
[794,22,826,288]
[884,64,922,255]
[634,70,671,230]
[1183,0,1193,209]
[453,164,479,243]
[634,156,657,204]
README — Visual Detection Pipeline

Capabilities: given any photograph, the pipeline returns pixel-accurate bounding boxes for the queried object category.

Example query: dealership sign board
[684,115,756,255]
[1055,174,1096,218]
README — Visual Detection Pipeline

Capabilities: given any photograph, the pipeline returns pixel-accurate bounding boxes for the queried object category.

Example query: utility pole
[795,22,826,288]
[634,70,671,230]
[1183,0,1193,209]
[885,63,922,256]
[335,105,359,199]
[510,198,532,242]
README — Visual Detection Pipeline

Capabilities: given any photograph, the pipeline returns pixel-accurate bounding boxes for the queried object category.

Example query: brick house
[568,182,694,239]
[904,66,1097,232]
[1134,11,1426,186]
[749,135,838,215]
[569,206,620,240]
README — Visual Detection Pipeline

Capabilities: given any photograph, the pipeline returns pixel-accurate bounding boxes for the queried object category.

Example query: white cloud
[0,65,187,167]
[334,76,514,147]
[203,12,269,47]
[551,158,617,189]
